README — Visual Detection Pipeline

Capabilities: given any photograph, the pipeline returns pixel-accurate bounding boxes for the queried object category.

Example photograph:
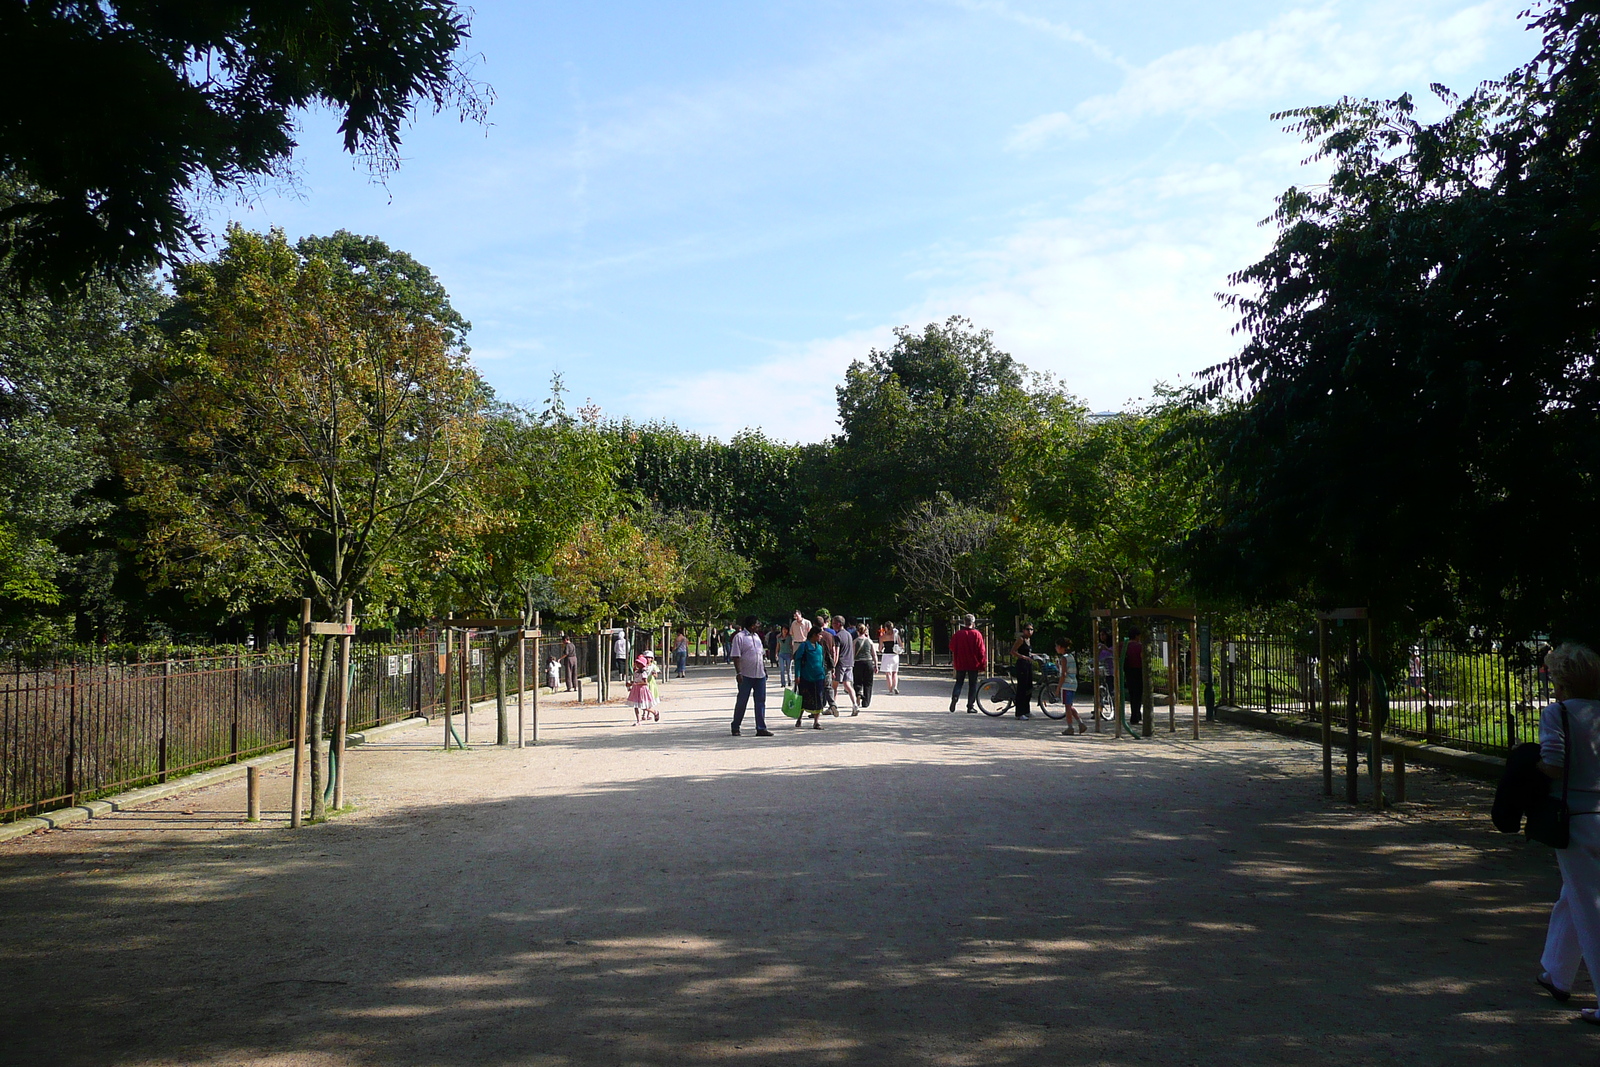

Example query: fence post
[1346,631,1360,805]
[159,659,171,784]
[291,598,311,828]
[66,664,77,806]
[1318,622,1333,797]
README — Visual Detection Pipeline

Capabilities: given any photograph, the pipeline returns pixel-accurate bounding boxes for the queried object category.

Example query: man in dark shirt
[1126,627,1146,725]
[815,612,839,714]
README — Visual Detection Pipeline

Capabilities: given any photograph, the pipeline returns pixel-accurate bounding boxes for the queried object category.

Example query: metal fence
[1218,633,1546,755]
[0,628,574,823]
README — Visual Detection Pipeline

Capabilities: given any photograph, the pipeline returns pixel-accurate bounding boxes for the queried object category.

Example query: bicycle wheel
[1095,686,1115,720]
[975,677,1012,717]
[1040,684,1067,719]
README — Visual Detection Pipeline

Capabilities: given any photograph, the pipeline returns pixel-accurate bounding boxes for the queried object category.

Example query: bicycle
[975,657,1069,719]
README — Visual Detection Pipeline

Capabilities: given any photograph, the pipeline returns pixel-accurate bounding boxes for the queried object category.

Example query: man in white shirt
[730,615,773,737]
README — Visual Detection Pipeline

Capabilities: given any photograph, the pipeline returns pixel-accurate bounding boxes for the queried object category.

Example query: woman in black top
[1012,623,1035,719]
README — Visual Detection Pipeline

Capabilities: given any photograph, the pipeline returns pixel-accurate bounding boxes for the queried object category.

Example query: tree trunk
[308,634,337,821]
[493,633,514,745]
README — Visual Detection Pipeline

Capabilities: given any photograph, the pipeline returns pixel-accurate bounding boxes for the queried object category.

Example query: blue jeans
[674,650,687,676]
[778,652,792,687]
[733,674,767,732]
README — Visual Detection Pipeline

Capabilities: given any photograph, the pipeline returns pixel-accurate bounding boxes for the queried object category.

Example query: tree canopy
[1199,0,1600,639]
[0,1,487,289]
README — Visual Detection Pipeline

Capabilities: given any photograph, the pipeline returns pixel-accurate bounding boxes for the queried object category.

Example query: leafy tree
[0,180,167,640]
[549,515,683,630]
[894,494,1003,618]
[0,1,487,289]
[130,226,488,817]
[1015,395,1213,613]
[823,316,1068,613]
[444,403,617,742]
[650,507,754,626]
[1199,0,1600,641]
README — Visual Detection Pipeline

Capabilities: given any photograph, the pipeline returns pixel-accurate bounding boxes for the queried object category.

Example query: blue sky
[204,0,1538,441]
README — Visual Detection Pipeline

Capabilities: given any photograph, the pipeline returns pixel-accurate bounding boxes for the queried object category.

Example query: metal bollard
[1393,750,1406,803]
[577,678,584,703]
[246,765,260,822]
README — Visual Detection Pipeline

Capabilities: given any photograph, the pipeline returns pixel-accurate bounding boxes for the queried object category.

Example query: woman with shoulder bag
[1535,641,1600,1020]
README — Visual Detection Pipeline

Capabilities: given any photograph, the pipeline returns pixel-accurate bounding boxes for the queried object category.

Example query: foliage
[893,494,1003,617]
[1014,393,1214,613]
[649,507,754,623]
[131,226,489,618]
[1199,0,1600,641]
[0,1,488,290]
[820,316,1072,613]
[0,181,167,638]
[549,515,683,629]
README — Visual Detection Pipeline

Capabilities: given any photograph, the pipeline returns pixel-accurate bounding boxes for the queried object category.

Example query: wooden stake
[291,598,311,828]
[332,599,353,810]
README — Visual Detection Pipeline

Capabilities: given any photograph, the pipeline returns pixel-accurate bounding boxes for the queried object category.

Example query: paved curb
[1215,705,1503,781]
[0,712,437,846]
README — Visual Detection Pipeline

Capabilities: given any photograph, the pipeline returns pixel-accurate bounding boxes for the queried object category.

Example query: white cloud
[1010,1,1517,150]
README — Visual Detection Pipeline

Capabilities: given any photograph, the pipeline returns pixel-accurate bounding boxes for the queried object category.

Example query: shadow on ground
[0,698,1591,1066]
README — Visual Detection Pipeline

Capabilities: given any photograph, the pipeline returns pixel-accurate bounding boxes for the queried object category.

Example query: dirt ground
[0,667,1593,1066]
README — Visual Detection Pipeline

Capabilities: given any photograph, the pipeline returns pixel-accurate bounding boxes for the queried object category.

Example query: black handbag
[1527,701,1571,849]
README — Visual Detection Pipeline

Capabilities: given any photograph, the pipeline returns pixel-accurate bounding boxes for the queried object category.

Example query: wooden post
[1167,623,1177,733]
[246,765,260,822]
[1369,615,1383,812]
[332,599,353,811]
[531,612,541,744]
[516,630,526,748]
[1393,748,1406,803]
[1091,616,1102,735]
[460,628,472,744]
[1319,621,1333,797]
[444,616,454,750]
[1142,627,1154,739]
[291,597,311,828]
[1190,617,1201,740]
[1346,628,1360,805]
[1112,616,1123,740]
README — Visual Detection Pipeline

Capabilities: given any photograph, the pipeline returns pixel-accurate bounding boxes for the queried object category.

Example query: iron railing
[1217,633,1545,755]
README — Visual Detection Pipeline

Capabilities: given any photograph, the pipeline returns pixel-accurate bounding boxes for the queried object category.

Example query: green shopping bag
[781,687,803,718]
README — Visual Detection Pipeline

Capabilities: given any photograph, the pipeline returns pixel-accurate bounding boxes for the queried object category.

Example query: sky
[202,0,1540,442]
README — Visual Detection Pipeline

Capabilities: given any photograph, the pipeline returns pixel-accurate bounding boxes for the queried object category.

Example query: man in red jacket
[950,614,987,713]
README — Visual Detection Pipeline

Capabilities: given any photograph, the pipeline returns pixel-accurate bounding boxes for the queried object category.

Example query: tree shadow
[0,724,1588,1066]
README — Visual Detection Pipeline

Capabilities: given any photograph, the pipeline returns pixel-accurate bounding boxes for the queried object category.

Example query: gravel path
[0,668,1590,1066]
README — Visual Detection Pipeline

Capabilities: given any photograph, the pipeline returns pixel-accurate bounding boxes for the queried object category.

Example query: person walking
[792,628,828,729]
[950,614,987,713]
[830,615,860,715]
[612,629,629,682]
[778,627,794,688]
[1056,637,1086,735]
[729,615,773,737]
[815,613,839,714]
[673,629,688,677]
[1012,623,1036,719]
[879,621,901,695]
[853,622,879,710]
[1534,642,1600,1021]
[561,633,578,693]
[628,654,657,725]
[790,609,811,650]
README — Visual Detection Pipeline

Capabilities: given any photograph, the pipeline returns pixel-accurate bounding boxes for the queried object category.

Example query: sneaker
[949,704,957,713]
[755,729,774,737]
[966,707,977,713]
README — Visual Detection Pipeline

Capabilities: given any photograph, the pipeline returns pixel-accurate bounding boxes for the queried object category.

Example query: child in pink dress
[628,654,658,724]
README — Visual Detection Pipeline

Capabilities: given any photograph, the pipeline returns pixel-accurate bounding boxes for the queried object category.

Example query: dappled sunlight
[0,679,1588,1065]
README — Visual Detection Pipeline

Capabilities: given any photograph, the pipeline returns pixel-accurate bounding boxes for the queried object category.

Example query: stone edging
[0,713,434,845]
[1214,704,1503,781]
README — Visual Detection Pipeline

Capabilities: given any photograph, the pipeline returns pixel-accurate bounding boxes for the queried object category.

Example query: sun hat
[635,653,648,666]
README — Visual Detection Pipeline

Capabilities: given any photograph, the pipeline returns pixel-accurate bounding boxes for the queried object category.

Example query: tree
[444,401,616,743]
[893,494,1003,618]
[651,507,754,625]
[822,316,1068,613]
[1199,0,1600,641]
[130,226,488,818]
[0,1,488,289]
[1015,395,1213,613]
[549,516,683,630]
[0,178,167,641]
